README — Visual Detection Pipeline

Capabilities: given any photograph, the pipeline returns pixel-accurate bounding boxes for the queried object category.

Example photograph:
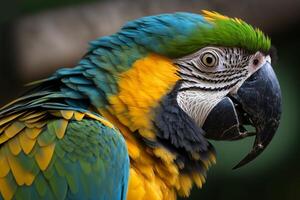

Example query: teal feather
[43,161,56,179]
[37,127,56,147]
[48,168,68,199]
[15,184,40,200]
[34,173,49,197]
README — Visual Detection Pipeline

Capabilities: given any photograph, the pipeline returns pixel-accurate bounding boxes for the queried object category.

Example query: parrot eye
[200,51,218,67]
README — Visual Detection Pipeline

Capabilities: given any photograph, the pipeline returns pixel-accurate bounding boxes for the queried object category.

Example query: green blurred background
[0,0,299,199]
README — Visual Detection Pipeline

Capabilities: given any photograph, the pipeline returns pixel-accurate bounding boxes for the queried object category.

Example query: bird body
[0,11,281,200]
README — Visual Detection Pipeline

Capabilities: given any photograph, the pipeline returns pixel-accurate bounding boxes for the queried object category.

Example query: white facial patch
[177,90,227,127]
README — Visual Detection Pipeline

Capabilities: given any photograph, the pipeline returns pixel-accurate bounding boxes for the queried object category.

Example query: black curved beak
[203,62,282,169]
[232,62,282,169]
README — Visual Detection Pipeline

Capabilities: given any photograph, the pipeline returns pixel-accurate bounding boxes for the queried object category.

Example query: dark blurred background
[0,0,299,199]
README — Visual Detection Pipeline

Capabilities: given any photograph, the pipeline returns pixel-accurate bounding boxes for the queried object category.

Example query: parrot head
[171,11,282,169]
[169,11,282,169]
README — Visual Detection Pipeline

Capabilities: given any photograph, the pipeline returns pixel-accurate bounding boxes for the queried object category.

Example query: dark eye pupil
[206,57,213,64]
[201,52,218,67]
[253,59,259,65]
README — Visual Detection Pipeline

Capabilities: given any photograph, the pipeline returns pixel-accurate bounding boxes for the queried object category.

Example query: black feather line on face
[149,81,215,173]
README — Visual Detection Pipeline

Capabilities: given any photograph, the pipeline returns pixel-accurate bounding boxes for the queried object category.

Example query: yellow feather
[0,123,11,134]
[127,169,146,200]
[0,112,25,126]
[144,179,163,200]
[49,110,62,118]
[34,143,55,170]
[24,128,42,139]
[154,164,176,185]
[4,122,25,139]
[139,129,155,140]
[0,175,16,200]
[8,137,21,156]
[192,173,203,188]
[153,147,176,164]
[202,10,229,21]
[0,134,9,144]
[19,111,46,121]
[138,164,154,180]
[163,189,176,200]
[24,173,35,186]
[108,97,128,113]
[25,121,47,129]
[73,112,85,121]
[153,163,179,187]
[54,119,68,139]
[60,110,74,120]
[177,175,193,197]
[85,112,114,128]
[202,10,244,26]
[0,150,10,178]
[6,148,35,186]
[200,173,206,184]
[137,152,154,166]
[210,152,217,164]
[17,110,36,121]
[24,114,45,124]
[126,142,140,160]
[19,132,36,154]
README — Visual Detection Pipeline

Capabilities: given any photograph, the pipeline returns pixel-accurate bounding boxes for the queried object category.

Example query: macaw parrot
[0,10,282,200]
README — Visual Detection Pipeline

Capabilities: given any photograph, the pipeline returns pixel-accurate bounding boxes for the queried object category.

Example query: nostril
[253,59,259,66]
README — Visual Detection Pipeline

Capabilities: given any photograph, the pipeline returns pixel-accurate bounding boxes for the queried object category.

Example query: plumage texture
[0,10,270,200]
[0,109,129,200]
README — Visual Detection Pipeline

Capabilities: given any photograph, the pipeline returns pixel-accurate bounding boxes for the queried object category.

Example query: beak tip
[232,159,248,170]
[232,143,267,170]
[232,165,239,170]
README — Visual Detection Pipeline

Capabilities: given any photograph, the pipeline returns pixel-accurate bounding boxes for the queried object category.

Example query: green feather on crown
[201,10,271,52]
[167,10,271,57]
